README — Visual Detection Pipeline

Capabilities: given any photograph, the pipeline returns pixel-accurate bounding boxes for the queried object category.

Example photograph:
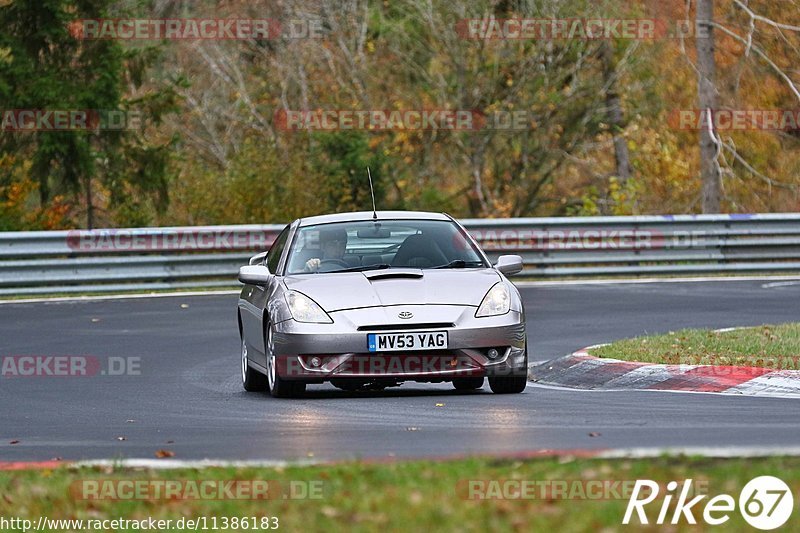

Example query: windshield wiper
[432,260,485,269]
[332,263,393,273]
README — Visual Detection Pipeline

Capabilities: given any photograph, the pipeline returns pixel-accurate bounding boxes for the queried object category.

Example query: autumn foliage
[1,0,798,229]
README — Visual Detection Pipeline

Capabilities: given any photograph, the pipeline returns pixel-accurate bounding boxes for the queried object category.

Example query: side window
[267,226,290,274]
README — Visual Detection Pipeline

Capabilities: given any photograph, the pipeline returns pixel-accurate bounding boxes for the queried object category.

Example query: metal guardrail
[1,214,799,295]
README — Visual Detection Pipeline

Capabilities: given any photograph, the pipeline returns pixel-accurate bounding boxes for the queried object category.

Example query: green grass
[590,323,800,368]
[1,456,799,531]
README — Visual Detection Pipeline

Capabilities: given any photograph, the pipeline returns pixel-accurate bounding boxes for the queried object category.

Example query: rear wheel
[452,377,485,390]
[241,338,268,392]
[266,326,305,398]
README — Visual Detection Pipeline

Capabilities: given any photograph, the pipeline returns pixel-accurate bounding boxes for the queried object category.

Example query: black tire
[269,375,306,398]
[265,325,305,398]
[452,377,485,390]
[241,338,268,392]
[488,375,527,394]
[488,345,528,394]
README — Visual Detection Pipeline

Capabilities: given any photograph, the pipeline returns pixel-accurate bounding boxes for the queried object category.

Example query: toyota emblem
[398,311,413,319]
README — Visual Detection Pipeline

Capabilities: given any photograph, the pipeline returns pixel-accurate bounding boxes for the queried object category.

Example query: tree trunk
[85,175,94,230]
[697,0,721,213]
[600,42,632,184]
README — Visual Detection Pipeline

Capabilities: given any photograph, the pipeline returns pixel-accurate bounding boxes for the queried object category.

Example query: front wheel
[488,375,527,394]
[488,346,528,394]
[266,325,306,398]
[241,338,268,392]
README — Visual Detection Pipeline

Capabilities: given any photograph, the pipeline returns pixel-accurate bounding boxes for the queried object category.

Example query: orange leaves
[0,178,72,230]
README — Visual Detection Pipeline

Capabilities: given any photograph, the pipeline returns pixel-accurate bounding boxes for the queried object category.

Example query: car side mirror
[239,265,272,286]
[249,251,268,265]
[494,255,523,276]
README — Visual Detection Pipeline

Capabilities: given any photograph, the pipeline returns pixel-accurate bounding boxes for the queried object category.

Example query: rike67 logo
[623,476,794,529]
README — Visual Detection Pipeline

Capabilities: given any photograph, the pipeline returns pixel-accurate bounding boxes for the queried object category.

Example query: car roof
[297,211,451,227]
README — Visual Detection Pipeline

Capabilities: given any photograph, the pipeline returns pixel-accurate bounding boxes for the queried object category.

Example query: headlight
[285,291,333,323]
[475,282,510,317]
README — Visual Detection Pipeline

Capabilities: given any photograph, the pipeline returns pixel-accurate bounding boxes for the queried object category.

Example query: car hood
[283,268,502,312]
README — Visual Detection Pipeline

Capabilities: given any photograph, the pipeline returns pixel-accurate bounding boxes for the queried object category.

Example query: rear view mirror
[249,251,268,265]
[357,228,391,239]
[495,255,523,276]
[238,265,272,285]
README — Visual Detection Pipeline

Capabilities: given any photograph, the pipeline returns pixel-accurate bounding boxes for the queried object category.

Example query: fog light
[310,357,322,368]
[487,348,500,360]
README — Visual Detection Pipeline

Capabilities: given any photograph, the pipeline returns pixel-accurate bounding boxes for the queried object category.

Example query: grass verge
[1,456,799,531]
[590,323,800,368]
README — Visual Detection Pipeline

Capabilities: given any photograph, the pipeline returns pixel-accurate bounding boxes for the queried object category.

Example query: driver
[304,227,348,272]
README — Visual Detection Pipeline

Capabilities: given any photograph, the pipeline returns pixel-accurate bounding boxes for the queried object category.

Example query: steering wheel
[319,258,349,268]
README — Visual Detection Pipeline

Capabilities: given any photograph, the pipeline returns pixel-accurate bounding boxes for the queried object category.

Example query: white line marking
[762,281,800,289]
[599,446,800,459]
[528,381,800,400]
[515,275,800,287]
[70,458,316,470]
[0,290,240,305]
[55,447,800,467]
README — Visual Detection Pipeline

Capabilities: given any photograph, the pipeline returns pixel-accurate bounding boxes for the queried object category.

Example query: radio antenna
[367,167,377,220]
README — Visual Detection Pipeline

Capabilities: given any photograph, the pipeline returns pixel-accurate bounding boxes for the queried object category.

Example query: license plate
[367,331,448,352]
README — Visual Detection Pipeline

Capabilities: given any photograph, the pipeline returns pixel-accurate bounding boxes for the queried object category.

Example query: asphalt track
[1,279,799,462]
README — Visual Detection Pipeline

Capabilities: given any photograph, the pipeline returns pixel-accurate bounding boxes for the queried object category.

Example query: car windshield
[285,219,487,274]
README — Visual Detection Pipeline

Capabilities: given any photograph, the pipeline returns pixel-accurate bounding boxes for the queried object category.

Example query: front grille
[357,322,455,331]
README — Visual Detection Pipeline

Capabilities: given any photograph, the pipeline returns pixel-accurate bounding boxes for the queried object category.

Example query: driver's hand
[304,258,321,272]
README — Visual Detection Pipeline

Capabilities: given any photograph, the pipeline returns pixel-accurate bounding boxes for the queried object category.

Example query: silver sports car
[237,211,527,397]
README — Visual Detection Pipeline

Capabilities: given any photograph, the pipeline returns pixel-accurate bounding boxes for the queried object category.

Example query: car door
[239,224,291,364]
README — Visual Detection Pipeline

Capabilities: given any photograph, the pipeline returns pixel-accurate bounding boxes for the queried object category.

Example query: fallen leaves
[321,506,339,518]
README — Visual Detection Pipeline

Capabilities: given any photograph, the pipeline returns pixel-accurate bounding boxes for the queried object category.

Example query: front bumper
[272,305,526,381]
